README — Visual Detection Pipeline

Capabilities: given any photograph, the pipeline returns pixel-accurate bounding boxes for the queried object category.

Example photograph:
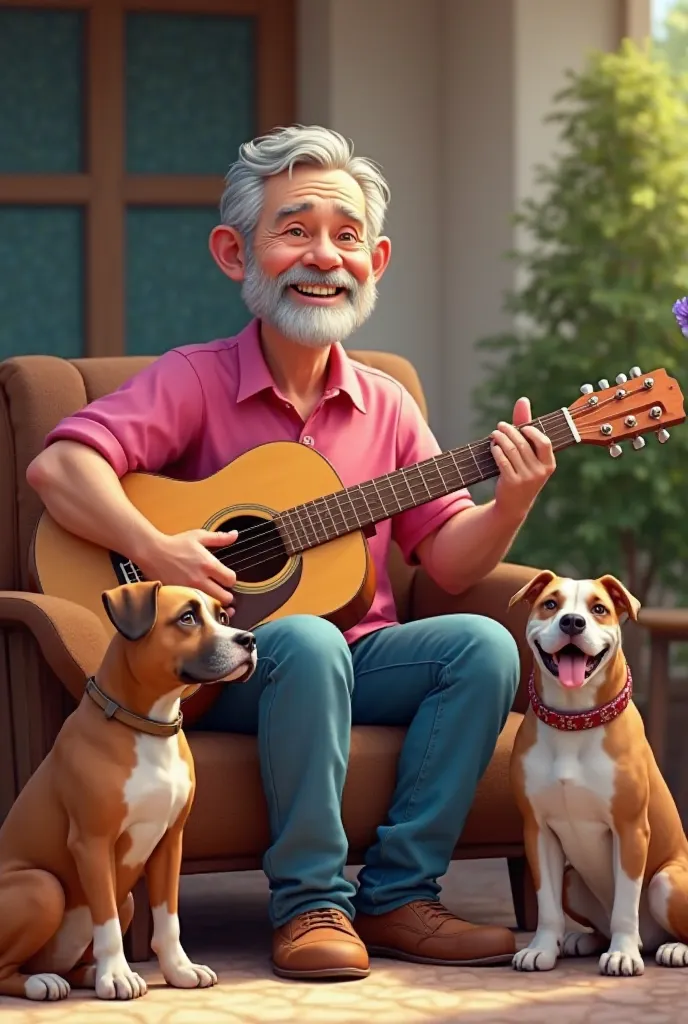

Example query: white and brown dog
[509,571,688,976]
[0,581,257,1001]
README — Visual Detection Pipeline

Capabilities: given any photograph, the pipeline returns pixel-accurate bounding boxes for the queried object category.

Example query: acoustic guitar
[31,367,685,725]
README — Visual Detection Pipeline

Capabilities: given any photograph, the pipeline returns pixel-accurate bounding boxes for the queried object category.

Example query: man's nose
[304,234,343,270]
[559,614,587,636]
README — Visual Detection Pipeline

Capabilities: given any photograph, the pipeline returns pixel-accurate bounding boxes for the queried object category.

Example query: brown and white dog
[0,581,256,1002]
[509,571,688,977]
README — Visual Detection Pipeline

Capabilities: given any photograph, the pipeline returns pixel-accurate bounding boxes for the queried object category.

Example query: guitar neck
[277,408,578,555]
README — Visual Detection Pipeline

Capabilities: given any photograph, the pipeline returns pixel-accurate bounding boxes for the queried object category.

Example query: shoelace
[297,908,351,935]
[412,900,458,927]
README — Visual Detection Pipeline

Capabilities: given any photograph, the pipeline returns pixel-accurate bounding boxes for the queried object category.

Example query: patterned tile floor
[1,858,686,1023]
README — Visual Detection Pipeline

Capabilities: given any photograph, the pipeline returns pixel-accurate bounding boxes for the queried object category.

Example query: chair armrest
[410,562,541,714]
[0,592,109,702]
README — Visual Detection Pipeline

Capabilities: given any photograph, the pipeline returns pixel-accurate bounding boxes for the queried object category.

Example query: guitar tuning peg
[629,366,642,378]
[657,428,670,444]
[609,443,623,458]
[632,436,646,450]
[580,383,594,395]
[598,378,610,390]
[615,373,628,384]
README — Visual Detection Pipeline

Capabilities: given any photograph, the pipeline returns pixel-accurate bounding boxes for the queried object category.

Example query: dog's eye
[217,610,229,626]
[542,598,557,610]
[592,603,608,615]
[178,611,197,626]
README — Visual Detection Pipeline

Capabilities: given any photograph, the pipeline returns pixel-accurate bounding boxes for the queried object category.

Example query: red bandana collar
[527,666,632,731]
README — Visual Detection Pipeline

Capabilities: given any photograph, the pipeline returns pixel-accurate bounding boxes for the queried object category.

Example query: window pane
[125,207,250,355]
[125,13,255,175]
[0,207,84,359]
[0,9,84,173]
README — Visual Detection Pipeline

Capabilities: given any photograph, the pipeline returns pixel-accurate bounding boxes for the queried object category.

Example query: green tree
[655,0,688,76]
[474,40,688,606]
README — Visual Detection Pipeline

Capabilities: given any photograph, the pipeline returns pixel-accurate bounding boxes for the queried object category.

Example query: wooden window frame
[0,0,295,356]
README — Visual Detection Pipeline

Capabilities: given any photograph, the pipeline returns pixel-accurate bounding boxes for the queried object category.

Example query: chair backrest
[0,348,429,617]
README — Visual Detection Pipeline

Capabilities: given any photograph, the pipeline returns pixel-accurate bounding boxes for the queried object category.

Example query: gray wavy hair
[219,125,391,244]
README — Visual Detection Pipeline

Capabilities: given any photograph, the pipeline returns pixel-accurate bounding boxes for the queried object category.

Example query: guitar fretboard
[276,409,575,555]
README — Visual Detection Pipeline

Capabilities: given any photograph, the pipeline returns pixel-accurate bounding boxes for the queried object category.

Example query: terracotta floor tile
[1,859,686,1023]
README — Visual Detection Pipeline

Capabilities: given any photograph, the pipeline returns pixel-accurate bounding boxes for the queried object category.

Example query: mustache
[276,265,359,292]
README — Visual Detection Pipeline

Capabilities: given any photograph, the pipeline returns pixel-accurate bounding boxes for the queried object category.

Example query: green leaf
[472,40,688,604]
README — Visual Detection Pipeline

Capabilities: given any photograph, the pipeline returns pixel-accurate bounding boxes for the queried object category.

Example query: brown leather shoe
[272,908,371,980]
[355,900,516,966]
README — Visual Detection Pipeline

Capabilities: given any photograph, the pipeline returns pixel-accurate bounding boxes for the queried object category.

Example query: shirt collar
[236,318,366,413]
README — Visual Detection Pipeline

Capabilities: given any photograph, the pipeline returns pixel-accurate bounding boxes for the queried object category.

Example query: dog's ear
[102,581,162,641]
[508,570,557,610]
[597,574,641,623]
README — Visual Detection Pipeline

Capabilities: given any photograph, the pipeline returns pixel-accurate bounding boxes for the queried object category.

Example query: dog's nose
[235,631,256,653]
[559,614,586,636]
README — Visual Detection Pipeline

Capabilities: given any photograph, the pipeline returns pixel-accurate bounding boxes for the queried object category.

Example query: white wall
[297,0,630,446]
[298,0,444,428]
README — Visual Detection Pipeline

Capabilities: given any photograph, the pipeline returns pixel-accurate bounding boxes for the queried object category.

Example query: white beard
[240,246,378,347]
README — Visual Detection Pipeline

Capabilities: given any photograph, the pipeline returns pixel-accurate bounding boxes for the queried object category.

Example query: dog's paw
[562,931,606,958]
[656,942,688,968]
[163,961,218,989]
[95,958,147,1000]
[512,946,558,972]
[24,973,71,1001]
[599,949,644,977]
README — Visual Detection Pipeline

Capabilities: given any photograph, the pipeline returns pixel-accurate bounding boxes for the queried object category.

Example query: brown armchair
[0,350,538,961]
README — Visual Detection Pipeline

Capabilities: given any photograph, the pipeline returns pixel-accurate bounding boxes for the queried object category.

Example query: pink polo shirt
[45,320,474,645]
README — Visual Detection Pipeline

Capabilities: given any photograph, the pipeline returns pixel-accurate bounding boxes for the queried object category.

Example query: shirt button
[302,435,315,446]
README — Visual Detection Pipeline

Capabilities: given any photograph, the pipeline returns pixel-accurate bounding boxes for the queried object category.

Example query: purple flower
[673,297,688,337]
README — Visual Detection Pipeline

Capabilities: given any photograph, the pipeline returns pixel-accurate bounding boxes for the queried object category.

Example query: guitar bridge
[110,551,145,585]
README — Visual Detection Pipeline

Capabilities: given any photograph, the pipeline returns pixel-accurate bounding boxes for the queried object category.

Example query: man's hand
[491,396,556,521]
[136,529,238,607]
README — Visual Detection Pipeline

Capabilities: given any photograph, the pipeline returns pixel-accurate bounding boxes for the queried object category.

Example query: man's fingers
[491,442,519,482]
[204,581,235,607]
[202,530,238,547]
[521,425,555,466]
[491,427,529,473]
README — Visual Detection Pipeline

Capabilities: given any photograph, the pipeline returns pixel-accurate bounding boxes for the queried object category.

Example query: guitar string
[124,409,607,583]
[162,417,578,580]
[122,418,577,584]
[217,422,578,575]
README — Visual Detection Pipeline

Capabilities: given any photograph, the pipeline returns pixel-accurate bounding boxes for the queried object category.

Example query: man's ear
[508,570,557,610]
[102,581,162,641]
[597,574,641,623]
[208,224,247,282]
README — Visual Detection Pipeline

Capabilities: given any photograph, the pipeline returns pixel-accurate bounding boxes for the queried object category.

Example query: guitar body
[31,441,375,725]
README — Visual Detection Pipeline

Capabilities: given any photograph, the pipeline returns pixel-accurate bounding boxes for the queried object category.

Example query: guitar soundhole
[214,514,289,585]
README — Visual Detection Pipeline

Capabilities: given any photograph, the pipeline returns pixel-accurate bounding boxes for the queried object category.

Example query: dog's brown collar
[85,677,183,738]
[528,666,633,731]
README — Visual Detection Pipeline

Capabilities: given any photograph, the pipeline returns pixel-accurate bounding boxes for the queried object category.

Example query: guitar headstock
[567,367,686,456]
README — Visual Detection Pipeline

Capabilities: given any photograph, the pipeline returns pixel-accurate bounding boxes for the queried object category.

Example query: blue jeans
[193,613,519,927]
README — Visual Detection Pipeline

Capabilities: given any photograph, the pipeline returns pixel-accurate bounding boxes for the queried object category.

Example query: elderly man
[27,126,555,982]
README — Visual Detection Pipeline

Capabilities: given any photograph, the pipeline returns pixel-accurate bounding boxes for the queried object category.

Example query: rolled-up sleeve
[44,350,204,478]
[392,386,475,564]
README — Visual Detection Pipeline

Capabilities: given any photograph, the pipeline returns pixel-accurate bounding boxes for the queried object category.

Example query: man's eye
[288,227,304,237]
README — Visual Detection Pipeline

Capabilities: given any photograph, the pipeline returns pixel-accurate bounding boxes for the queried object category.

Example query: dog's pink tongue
[558,651,587,688]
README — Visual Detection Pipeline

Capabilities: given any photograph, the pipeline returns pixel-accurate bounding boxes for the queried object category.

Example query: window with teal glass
[125,12,256,175]
[125,207,250,355]
[0,9,84,173]
[0,207,84,360]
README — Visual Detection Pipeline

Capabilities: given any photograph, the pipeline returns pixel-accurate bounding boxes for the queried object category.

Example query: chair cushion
[183,713,524,863]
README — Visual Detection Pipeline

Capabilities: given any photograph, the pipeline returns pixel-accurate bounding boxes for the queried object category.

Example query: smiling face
[211,165,391,346]
[510,572,640,691]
